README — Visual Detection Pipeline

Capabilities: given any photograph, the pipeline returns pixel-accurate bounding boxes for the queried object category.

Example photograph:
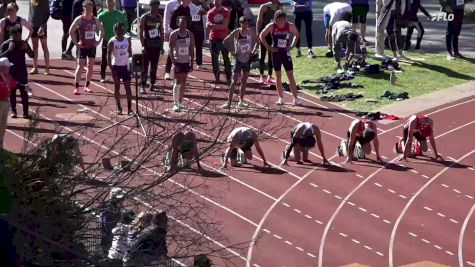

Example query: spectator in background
[139,0,164,94]
[385,0,406,59]
[121,0,136,33]
[0,58,16,150]
[349,0,369,43]
[98,0,128,83]
[440,0,466,60]
[108,210,135,266]
[163,0,197,81]
[331,13,360,70]
[29,0,50,75]
[322,2,351,57]
[127,211,153,246]
[100,187,124,255]
[0,3,33,45]
[124,211,168,266]
[191,0,209,70]
[0,27,33,119]
[223,0,243,32]
[61,0,76,59]
[402,0,431,51]
[0,0,16,18]
[256,0,280,84]
[292,0,315,58]
[207,0,231,84]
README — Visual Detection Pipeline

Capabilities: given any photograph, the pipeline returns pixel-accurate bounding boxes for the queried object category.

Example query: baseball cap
[0,58,13,68]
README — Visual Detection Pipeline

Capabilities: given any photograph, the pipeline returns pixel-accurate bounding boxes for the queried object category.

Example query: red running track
[4,57,475,267]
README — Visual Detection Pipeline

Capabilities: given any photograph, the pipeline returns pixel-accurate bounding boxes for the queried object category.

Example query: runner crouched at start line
[221,126,270,168]
[337,118,383,163]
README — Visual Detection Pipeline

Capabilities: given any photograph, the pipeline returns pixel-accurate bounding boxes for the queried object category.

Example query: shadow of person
[384,162,411,171]
[253,165,286,174]
[428,157,470,169]
[195,169,226,178]
[411,60,474,80]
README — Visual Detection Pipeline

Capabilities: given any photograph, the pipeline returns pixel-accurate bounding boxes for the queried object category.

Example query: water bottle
[390,71,396,85]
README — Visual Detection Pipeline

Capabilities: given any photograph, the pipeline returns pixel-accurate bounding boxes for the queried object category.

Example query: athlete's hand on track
[398,155,407,161]
[344,156,353,164]
[219,163,227,170]
[322,158,330,165]
[280,159,288,166]
[434,154,444,161]
[376,156,384,164]
[263,162,271,168]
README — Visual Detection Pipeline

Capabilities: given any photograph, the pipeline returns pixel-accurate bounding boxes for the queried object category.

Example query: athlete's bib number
[192,15,201,22]
[277,39,287,48]
[119,51,127,57]
[240,44,250,53]
[85,31,95,40]
[178,47,189,55]
[148,29,159,38]
[456,0,464,5]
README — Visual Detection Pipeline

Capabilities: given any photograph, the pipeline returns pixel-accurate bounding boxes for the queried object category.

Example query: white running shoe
[276,98,284,105]
[172,104,181,112]
[293,98,303,106]
[178,103,188,110]
[238,101,249,108]
[221,102,231,109]
[447,54,456,61]
[26,85,33,96]
[164,73,172,80]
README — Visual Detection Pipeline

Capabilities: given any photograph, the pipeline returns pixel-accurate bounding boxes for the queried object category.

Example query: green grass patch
[264,48,475,112]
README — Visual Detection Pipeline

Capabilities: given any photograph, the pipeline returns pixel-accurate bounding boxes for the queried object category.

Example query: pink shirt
[207,7,229,41]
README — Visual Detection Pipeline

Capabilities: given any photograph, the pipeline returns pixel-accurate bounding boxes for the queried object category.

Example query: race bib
[214,14,224,24]
[277,39,287,48]
[148,29,159,38]
[178,47,189,55]
[192,15,201,22]
[85,31,95,40]
[456,0,464,5]
[240,44,250,53]
[119,51,127,57]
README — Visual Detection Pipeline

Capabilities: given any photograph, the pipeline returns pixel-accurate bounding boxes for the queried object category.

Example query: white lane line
[409,232,418,238]
[347,201,356,206]
[399,194,407,199]
[273,234,282,240]
[442,184,450,188]
[339,232,348,238]
[422,239,431,244]
[296,247,304,252]
[305,214,312,219]
[453,189,462,194]
[376,252,384,257]
[450,219,459,224]
[389,149,475,267]
[294,208,302,214]
[364,245,372,250]
[466,195,474,200]
[459,204,475,267]
[307,253,316,258]
[467,261,475,266]
[468,167,475,171]
[310,183,319,188]
[253,264,260,267]
[358,207,367,212]
[284,240,293,246]
[322,189,332,194]
[384,220,392,224]
[374,182,383,187]
[335,195,343,200]
[371,213,380,219]
[446,251,455,256]
[448,156,457,161]
[382,156,388,160]
[388,189,396,194]
[421,174,429,179]
[315,220,324,225]
[356,174,364,179]
[424,207,433,211]
[437,212,446,218]
[434,245,442,250]
[263,229,271,234]
[282,203,290,207]
[410,169,419,174]
[352,239,361,244]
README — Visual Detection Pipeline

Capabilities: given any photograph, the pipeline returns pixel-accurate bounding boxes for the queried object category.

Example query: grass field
[266,48,475,112]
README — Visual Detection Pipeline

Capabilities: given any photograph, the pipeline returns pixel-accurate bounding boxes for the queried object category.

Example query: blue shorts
[272,51,293,72]
[323,14,331,28]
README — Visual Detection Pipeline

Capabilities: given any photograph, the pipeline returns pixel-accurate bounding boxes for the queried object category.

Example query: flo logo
[431,12,455,21]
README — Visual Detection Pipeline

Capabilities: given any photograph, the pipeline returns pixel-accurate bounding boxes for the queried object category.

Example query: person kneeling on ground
[395,114,442,161]
[332,12,361,71]
[221,126,269,168]
[108,210,135,266]
[281,122,330,165]
[108,22,132,115]
[167,131,203,173]
[221,16,258,109]
[338,119,383,163]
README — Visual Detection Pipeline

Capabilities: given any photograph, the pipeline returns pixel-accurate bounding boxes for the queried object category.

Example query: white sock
[173,82,179,104]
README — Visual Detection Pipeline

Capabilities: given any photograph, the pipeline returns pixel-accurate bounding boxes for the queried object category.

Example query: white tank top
[110,37,129,66]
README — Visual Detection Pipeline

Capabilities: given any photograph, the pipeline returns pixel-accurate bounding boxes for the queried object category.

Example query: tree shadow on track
[7,125,58,134]
[31,79,72,86]
[416,157,472,169]
[298,161,354,172]
[34,96,97,106]
[353,161,409,171]
[29,102,66,109]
